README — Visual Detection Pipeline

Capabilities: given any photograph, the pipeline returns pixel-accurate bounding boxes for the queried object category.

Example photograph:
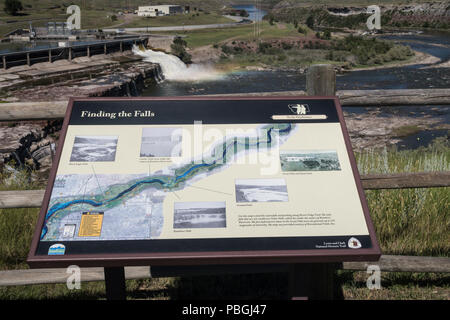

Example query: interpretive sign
[28,97,381,268]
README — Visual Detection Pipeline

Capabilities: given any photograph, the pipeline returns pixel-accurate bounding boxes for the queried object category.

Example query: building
[137,5,184,17]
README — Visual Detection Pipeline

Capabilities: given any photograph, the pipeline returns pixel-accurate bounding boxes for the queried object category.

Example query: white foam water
[132,46,222,82]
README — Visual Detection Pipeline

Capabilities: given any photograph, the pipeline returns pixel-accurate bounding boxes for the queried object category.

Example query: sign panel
[28,97,381,267]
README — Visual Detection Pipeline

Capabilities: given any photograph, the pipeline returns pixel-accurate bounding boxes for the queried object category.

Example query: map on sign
[41,123,297,241]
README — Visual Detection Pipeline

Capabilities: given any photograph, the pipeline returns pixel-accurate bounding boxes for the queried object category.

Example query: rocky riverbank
[0,50,164,181]
[1,51,163,102]
[344,109,449,150]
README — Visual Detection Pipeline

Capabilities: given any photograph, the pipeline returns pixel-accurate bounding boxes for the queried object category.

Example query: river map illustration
[41,123,295,241]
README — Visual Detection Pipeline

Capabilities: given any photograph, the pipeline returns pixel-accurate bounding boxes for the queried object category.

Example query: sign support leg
[104,267,126,300]
[288,263,336,300]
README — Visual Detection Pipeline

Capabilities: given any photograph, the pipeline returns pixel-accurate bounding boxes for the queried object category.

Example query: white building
[138,5,184,17]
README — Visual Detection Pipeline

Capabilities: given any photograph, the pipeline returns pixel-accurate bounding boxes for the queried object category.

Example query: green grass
[0,7,122,36]
[392,125,423,137]
[0,138,448,299]
[0,0,228,36]
[217,48,333,69]
[355,138,450,257]
[175,21,306,49]
[122,13,233,28]
[339,270,449,300]
[181,22,413,70]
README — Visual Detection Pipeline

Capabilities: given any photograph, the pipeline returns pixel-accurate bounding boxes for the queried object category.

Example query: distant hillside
[0,0,237,36]
[1,0,234,12]
[265,0,450,30]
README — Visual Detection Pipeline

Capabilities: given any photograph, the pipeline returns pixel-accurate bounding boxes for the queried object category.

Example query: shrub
[297,26,307,34]
[281,42,293,50]
[171,37,192,64]
[306,15,314,29]
[258,42,282,55]
[220,44,243,55]
[4,0,23,15]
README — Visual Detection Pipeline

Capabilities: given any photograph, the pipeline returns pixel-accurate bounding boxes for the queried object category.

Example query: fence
[0,37,147,69]
[0,64,448,297]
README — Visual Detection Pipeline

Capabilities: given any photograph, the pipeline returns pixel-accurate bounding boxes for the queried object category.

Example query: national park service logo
[288,104,310,115]
[348,237,362,249]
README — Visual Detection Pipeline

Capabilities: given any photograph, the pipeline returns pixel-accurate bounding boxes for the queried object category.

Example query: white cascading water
[132,46,222,82]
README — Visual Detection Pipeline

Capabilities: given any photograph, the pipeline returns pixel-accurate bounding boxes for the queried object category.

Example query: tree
[306,15,314,29]
[171,37,192,64]
[4,0,23,15]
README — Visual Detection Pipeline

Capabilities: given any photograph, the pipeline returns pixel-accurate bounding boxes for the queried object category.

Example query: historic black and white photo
[173,201,226,229]
[140,127,182,157]
[235,178,289,202]
[70,136,118,162]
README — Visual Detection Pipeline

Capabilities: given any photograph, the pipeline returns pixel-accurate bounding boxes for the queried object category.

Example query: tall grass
[0,139,448,299]
[355,137,449,256]
[356,137,449,175]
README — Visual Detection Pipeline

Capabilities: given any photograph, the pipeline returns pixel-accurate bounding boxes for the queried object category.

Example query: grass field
[121,12,233,28]
[0,137,448,299]
[169,21,307,49]
[0,0,227,36]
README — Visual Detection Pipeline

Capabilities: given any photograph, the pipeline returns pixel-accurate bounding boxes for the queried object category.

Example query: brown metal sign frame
[28,96,381,268]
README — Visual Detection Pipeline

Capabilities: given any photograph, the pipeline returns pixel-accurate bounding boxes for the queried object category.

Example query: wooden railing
[1,171,449,209]
[0,64,449,291]
[1,88,450,121]
[1,255,449,287]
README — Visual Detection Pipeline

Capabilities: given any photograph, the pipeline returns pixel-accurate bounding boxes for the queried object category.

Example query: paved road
[103,19,252,33]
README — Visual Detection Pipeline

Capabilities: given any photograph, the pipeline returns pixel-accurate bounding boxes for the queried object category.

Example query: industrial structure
[137,5,184,17]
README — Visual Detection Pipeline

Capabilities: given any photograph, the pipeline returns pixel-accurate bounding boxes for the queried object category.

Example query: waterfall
[132,46,222,82]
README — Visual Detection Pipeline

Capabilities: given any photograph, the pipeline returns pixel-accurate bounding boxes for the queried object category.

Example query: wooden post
[2,55,6,69]
[120,41,123,53]
[288,64,338,300]
[104,267,126,300]
[48,49,52,63]
[87,46,90,57]
[68,47,72,61]
[104,43,107,55]
[26,53,31,66]
[289,264,337,300]
[306,64,336,96]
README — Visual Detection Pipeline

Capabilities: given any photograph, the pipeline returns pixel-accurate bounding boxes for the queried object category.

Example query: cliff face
[383,2,450,28]
[270,1,450,29]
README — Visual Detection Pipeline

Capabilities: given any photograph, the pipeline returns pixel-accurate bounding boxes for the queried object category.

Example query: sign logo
[288,104,310,115]
[48,243,66,255]
[348,237,362,249]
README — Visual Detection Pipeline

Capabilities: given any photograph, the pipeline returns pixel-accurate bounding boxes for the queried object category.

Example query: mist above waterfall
[133,46,222,82]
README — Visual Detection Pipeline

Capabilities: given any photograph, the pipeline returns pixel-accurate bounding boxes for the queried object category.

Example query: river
[140,30,449,150]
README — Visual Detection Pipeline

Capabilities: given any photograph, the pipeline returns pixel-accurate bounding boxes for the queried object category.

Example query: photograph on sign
[70,136,118,162]
[140,127,182,157]
[235,178,289,203]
